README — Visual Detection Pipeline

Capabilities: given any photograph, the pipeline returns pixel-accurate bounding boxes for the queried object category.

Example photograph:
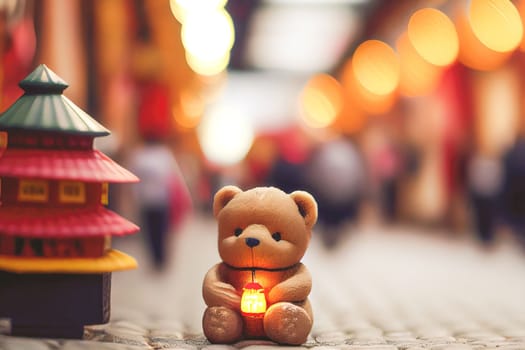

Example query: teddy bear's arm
[202,263,241,310]
[268,264,312,304]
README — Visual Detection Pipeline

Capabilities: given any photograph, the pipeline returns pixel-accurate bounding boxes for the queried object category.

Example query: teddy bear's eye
[272,232,282,242]
[234,228,243,237]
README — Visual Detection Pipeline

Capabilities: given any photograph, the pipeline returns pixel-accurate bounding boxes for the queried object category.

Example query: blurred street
[2,214,525,349]
[3,1,525,349]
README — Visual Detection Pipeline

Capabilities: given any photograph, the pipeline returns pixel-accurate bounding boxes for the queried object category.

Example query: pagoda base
[0,271,111,338]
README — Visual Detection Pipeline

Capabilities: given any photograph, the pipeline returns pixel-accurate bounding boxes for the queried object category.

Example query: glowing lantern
[241,282,267,317]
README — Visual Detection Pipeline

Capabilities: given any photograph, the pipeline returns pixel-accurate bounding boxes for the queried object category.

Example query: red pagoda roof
[0,206,139,238]
[0,148,138,182]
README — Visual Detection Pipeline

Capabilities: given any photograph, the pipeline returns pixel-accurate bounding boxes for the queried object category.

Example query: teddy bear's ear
[213,185,242,218]
[290,190,318,228]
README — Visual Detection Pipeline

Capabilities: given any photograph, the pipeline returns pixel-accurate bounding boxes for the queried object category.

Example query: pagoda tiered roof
[0,148,138,182]
[0,206,139,238]
[0,64,110,136]
[0,64,138,183]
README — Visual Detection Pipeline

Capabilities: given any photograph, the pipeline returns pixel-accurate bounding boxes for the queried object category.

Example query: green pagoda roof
[0,64,110,136]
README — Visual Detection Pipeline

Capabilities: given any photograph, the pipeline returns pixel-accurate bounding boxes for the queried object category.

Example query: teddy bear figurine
[202,185,318,345]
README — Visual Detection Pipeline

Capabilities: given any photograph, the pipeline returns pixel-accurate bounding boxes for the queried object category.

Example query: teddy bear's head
[213,186,317,270]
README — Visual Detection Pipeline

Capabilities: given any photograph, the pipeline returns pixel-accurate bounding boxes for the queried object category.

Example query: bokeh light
[473,67,521,156]
[300,74,343,129]
[407,8,458,67]
[518,0,525,51]
[197,105,254,166]
[456,10,512,71]
[173,89,204,129]
[186,51,230,76]
[397,32,443,97]
[332,97,367,135]
[169,0,228,23]
[468,0,522,53]
[343,59,397,116]
[181,8,234,68]
[171,0,234,76]
[352,40,400,96]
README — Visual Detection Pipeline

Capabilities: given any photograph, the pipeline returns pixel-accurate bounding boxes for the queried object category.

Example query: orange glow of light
[469,0,522,53]
[241,282,267,316]
[332,97,367,135]
[455,10,512,71]
[172,90,203,129]
[397,32,443,97]
[300,74,344,129]
[352,40,400,96]
[342,59,397,116]
[517,0,525,51]
[407,8,459,67]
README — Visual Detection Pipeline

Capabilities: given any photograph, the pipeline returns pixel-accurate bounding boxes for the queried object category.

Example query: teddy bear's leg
[263,302,312,345]
[203,306,243,344]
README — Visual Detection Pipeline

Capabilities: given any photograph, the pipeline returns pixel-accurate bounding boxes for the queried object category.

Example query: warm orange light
[455,9,512,71]
[172,89,204,129]
[517,0,525,51]
[407,8,458,67]
[241,282,267,316]
[397,32,442,97]
[300,74,344,129]
[342,59,397,116]
[352,40,400,96]
[469,0,522,53]
[332,97,367,135]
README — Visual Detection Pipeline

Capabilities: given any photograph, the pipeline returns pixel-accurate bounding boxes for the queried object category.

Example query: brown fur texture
[202,186,317,345]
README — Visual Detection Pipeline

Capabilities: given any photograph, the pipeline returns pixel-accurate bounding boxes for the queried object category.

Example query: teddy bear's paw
[203,306,243,344]
[263,302,312,345]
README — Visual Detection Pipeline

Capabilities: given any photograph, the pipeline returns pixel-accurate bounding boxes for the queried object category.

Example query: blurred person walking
[466,152,503,245]
[128,138,191,270]
[305,136,366,248]
[501,136,525,247]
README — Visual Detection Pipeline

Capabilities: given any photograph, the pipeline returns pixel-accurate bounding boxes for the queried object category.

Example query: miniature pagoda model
[0,64,139,338]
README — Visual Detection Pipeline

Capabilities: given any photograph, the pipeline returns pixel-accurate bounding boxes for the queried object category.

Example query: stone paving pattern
[1,215,525,349]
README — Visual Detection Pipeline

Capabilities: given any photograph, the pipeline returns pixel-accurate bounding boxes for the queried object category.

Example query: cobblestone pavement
[2,214,525,349]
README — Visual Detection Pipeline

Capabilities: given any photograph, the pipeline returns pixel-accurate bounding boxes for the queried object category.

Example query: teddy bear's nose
[245,237,260,248]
